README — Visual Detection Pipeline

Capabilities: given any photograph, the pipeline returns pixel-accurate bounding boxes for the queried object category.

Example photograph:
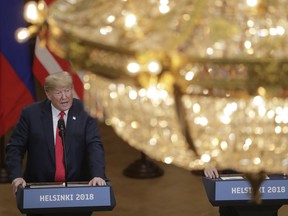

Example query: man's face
[46,86,73,111]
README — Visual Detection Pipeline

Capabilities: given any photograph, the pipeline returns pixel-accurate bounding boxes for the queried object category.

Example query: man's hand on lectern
[89,177,106,186]
[204,167,219,179]
[11,177,27,196]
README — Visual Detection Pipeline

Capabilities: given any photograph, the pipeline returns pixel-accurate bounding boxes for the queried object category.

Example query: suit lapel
[41,100,55,164]
[65,100,79,154]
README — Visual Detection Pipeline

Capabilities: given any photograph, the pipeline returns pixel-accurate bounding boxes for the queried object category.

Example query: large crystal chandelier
[20,0,288,175]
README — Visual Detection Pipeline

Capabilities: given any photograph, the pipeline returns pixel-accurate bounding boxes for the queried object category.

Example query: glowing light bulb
[15,28,30,43]
[125,14,137,28]
[147,61,161,75]
[24,1,39,24]
[246,0,258,7]
[127,62,140,74]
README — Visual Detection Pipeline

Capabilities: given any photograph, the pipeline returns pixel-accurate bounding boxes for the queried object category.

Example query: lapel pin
[73,116,76,120]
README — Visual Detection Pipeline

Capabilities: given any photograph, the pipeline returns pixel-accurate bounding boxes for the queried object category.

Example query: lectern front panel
[16,182,116,214]
[202,175,288,206]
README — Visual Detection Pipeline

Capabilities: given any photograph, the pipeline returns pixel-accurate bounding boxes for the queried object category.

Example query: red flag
[0,0,35,136]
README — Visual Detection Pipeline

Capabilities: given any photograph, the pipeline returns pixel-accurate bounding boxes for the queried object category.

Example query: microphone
[57,119,65,138]
[57,118,67,186]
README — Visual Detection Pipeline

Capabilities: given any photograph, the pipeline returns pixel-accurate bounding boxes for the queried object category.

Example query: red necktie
[54,111,66,182]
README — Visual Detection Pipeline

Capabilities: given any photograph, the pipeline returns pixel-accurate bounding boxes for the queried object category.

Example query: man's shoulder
[71,98,84,110]
[72,98,83,105]
[22,99,50,112]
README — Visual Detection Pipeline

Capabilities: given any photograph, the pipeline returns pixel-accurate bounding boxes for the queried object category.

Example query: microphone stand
[58,120,68,187]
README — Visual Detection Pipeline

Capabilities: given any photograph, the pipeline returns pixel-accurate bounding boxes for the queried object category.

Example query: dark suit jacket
[5,98,106,183]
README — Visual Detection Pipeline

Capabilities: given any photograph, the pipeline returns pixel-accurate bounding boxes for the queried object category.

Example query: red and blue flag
[0,0,35,136]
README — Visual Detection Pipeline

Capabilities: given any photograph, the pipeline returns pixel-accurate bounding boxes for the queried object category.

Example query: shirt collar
[51,104,68,118]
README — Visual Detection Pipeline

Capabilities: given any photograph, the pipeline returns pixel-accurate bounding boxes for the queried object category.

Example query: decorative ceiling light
[19,0,288,201]
[15,0,48,44]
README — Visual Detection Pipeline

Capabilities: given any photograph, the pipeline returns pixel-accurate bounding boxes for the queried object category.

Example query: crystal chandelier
[19,0,288,176]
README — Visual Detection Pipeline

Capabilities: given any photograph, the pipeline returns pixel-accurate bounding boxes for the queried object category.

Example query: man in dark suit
[5,71,107,216]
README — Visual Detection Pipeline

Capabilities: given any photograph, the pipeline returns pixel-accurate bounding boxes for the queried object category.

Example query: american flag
[33,38,84,99]
[33,0,83,100]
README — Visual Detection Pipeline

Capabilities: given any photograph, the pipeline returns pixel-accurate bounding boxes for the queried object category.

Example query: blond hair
[44,71,73,92]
